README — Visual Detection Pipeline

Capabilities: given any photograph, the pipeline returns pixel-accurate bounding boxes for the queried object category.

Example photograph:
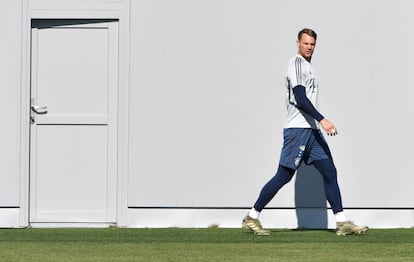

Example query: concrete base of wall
[123,208,414,229]
[1,207,412,228]
[29,223,115,228]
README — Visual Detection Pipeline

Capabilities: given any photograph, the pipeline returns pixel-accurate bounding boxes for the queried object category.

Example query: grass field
[0,227,413,261]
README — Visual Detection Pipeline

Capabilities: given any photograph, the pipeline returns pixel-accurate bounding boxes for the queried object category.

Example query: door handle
[31,105,48,115]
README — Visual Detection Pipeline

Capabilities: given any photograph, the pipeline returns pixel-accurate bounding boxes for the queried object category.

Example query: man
[242,28,368,236]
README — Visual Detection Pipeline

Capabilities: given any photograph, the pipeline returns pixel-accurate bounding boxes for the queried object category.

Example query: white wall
[129,0,283,207]
[0,0,22,206]
[128,0,414,213]
[0,0,413,228]
[310,1,414,208]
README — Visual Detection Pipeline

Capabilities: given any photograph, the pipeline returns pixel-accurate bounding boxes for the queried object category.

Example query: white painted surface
[0,0,22,206]
[29,20,118,223]
[128,0,414,209]
[0,209,20,228]
[126,0,414,228]
[0,0,413,228]
[125,209,414,229]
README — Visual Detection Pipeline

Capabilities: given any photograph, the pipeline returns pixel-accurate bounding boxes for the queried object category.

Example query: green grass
[0,227,414,261]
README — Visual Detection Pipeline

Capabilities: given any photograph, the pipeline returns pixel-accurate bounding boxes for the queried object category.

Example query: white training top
[284,54,319,129]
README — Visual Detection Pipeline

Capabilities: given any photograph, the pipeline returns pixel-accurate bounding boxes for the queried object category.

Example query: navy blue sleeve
[293,85,324,122]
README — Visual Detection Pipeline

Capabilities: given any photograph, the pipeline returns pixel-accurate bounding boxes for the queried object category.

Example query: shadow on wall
[295,164,328,229]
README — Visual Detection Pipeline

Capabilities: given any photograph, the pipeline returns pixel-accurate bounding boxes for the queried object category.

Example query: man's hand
[320,118,338,136]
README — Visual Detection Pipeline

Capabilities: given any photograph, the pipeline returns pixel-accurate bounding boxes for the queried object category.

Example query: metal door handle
[31,105,48,114]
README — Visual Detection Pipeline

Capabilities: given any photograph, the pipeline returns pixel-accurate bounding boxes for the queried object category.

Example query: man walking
[242,28,368,236]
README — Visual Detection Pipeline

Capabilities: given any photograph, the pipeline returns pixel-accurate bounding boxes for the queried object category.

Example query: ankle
[248,208,260,219]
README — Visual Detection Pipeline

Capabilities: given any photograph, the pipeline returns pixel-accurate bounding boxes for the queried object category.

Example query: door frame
[20,0,130,227]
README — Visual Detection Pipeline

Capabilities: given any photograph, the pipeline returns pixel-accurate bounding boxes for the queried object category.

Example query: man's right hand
[320,118,338,136]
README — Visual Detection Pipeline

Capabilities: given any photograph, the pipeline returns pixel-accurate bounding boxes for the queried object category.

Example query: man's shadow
[294,164,328,229]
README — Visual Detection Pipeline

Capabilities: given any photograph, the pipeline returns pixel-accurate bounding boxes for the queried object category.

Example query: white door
[29,20,118,223]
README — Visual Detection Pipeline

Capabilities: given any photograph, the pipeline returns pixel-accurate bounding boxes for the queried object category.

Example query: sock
[334,211,348,223]
[248,208,260,219]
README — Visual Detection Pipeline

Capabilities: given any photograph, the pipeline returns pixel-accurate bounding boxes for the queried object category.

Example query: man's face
[297,33,316,61]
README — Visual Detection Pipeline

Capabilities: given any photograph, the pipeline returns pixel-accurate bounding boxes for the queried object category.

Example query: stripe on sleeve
[295,56,302,85]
